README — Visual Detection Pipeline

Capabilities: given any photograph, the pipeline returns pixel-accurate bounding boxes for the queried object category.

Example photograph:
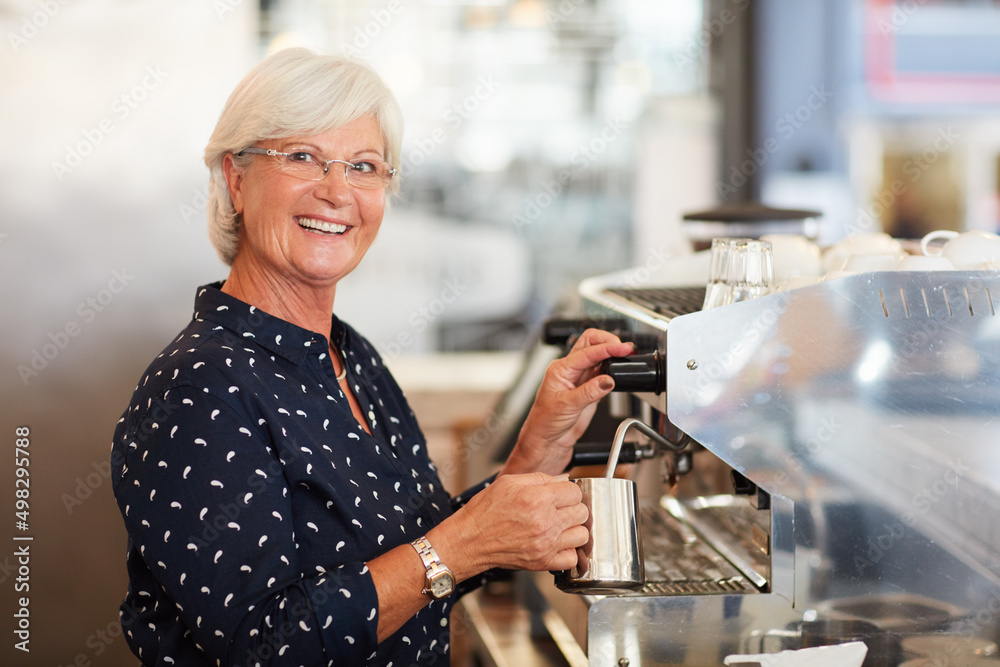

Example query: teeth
[298,217,347,235]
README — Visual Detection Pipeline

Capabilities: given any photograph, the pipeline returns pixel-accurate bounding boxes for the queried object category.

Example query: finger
[512,471,565,487]
[548,480,584,508]
[550,526,589,561]
[552,499,589,527]
[560,340,635,373]
[560,524,589,550]
[570,328,624,350]
[546,548,579,572]
[552,373,617,411]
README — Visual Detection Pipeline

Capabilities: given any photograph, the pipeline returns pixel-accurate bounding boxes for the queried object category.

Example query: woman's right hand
[428,472,588,578]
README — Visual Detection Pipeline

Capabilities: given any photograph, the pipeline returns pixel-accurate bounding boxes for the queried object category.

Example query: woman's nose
[312,165,354,205]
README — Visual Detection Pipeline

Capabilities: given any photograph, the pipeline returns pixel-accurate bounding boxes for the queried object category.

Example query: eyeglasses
[236,147,396,190]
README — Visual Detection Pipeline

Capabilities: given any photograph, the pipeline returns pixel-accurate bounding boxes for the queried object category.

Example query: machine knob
[600,352,664,394]
[543,317,627,347]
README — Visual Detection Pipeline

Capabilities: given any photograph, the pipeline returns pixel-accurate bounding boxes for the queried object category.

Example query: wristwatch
[410,536,455,599]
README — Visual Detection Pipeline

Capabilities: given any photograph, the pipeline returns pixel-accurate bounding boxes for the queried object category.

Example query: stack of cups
[703,238,774,310]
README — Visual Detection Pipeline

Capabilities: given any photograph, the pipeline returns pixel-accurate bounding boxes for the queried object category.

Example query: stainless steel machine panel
[665,271,1000,601]
[540,268,1000,666]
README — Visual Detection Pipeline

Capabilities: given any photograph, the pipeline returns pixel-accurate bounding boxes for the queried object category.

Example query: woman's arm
[114,384,382,665]
[365,329,629,640]
[501,329,633,477]
[367,470,588,640]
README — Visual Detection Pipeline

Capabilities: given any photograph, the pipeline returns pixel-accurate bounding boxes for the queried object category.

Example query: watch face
[429,571,455,598]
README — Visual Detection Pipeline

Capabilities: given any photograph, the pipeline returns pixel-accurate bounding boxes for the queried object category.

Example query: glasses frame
[236,147,397,190]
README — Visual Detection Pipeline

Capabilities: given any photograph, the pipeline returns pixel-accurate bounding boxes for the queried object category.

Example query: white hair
[203,48,404,266]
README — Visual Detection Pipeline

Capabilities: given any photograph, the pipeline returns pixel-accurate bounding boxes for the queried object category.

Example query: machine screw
[618,659,630,667]
[686,359,698,370]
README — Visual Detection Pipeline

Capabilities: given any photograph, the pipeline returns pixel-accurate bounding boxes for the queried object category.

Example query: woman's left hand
[501,328,633,476]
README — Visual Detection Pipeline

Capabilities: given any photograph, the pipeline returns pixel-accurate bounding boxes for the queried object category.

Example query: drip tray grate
[637,504,760,596]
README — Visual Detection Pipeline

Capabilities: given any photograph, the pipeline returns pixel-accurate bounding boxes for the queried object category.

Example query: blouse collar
[192,282,345,364]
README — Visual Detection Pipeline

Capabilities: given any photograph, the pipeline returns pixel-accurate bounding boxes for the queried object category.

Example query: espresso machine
[526,257,1000,666]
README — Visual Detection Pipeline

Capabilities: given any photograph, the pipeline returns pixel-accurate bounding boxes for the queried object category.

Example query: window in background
[255,0,707,353]
[756,0,1000,246]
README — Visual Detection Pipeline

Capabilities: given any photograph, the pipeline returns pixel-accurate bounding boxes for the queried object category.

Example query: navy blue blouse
[111,282,489,666]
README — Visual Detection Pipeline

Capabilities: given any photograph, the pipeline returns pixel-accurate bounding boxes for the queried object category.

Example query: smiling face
[223,116,388,291]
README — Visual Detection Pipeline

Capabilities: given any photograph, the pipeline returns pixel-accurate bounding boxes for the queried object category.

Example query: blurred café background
[1,0,999,664]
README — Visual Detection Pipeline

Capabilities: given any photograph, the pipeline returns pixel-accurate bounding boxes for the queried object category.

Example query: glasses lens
[345,162,393,190]
[279,155,325,181]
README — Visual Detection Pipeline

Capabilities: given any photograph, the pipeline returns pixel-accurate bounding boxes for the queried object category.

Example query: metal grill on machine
[605,287,706,318]
[528,267,1000,667]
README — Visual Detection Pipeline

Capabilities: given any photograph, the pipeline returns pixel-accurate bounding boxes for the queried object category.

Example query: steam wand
[605,417,689,479]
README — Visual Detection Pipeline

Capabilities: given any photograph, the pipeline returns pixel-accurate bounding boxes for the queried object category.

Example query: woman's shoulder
[123,318,250,413]
[153,316,240,369]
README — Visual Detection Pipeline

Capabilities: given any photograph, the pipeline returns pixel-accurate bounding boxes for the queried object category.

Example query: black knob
[600,352,664,394]
[543,317,628,347]
[565,441,641,470]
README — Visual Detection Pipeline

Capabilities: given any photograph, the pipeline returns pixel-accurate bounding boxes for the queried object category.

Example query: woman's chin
[291,252,359,286]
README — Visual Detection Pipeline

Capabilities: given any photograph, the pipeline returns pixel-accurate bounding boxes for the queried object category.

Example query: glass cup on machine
[703,238,774,309]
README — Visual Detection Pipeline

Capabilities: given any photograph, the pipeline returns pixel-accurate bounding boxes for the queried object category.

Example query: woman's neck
[222,257,337,341]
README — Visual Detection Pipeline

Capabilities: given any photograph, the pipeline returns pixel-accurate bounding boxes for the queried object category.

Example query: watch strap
[410,536,454,598]
[411,536,440,570]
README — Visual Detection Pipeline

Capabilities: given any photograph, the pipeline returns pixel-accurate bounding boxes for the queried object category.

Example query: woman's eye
[351,161,377,173]
[288,151,316,163]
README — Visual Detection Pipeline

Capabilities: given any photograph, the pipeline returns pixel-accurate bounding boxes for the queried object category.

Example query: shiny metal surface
[665,271,1000,609]
[545,268,1000,666]
[605,417,684,479]
[558,477,645,594]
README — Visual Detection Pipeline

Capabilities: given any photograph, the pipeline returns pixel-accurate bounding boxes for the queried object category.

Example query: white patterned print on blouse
[110,283,494,666]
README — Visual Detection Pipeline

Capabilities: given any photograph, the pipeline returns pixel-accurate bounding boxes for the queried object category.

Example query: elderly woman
[111,48,631,666]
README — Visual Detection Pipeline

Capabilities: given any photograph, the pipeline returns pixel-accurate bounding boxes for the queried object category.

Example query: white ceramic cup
[841,252,900,273]
[921,229,1000,269]
[760,233,822,282]
[823,233,905,272]
[896,255,955,271]
[775,275,822,292]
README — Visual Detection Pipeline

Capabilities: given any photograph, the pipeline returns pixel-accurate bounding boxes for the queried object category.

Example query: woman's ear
[222,153,245,215]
